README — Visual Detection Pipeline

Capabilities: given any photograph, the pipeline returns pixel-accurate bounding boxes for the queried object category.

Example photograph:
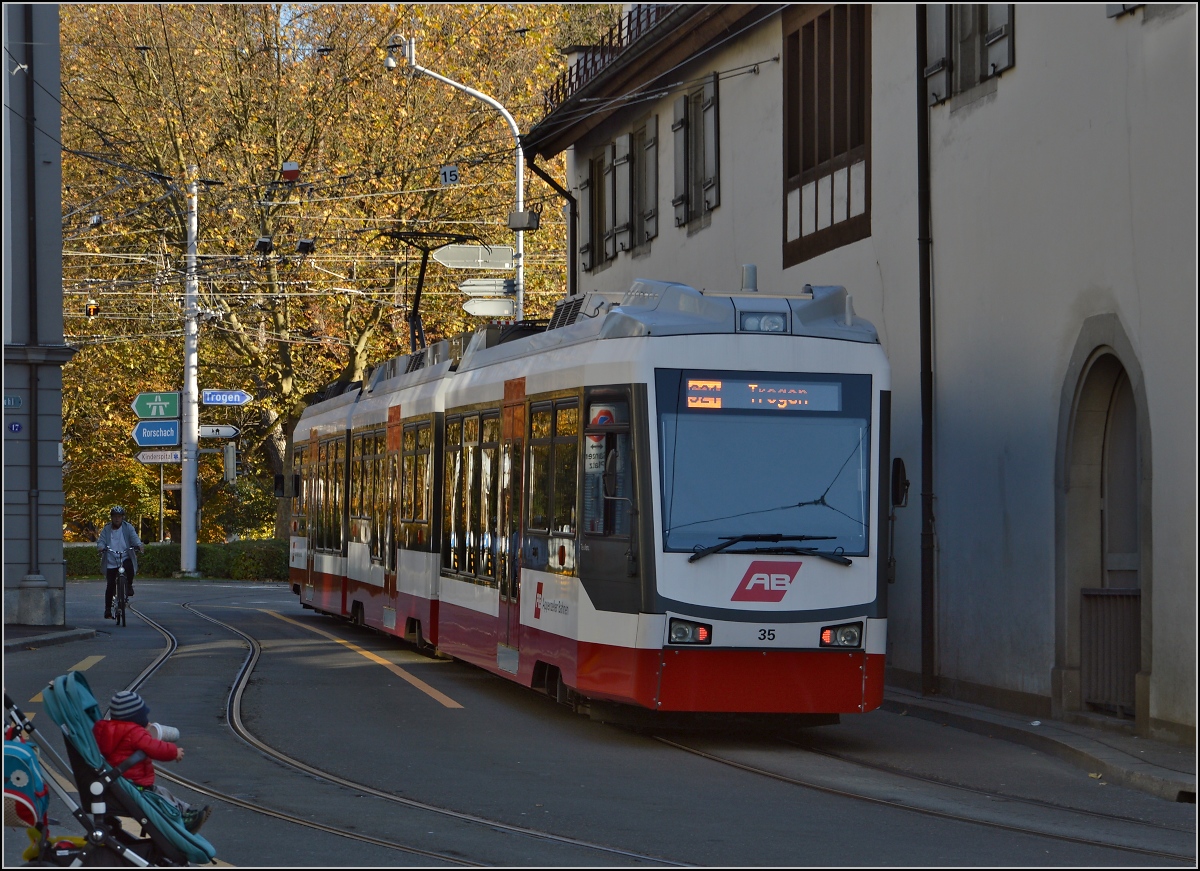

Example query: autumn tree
[61,4,616,540]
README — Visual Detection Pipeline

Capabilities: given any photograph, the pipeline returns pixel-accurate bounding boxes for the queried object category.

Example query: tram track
[652,736,1195,864]
[168,601,690,867]
[124,602,481,866]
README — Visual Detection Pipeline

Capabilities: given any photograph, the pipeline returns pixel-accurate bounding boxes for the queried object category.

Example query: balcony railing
[542,5,675,116]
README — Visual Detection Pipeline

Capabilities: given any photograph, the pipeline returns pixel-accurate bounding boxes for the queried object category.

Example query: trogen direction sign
[202,389,252,406]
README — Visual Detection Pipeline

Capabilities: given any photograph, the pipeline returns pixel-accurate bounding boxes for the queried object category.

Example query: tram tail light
[668,618,713,645]
[819,621,863,648]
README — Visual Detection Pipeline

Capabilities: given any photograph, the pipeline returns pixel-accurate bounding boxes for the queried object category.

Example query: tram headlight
[819,621,863,648]
[739,312,787,333]
[668,618,713,645]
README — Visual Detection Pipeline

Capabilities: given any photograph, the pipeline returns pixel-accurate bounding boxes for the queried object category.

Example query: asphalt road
[4,579,1194,867]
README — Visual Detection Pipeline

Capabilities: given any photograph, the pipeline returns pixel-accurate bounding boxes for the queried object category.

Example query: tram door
[499,403,525,650]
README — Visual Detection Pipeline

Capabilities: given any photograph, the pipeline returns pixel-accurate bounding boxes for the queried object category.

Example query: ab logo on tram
[731,561,803,603]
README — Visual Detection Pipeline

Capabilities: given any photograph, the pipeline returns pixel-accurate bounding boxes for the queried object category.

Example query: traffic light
[85,300,99,319]
[223,441,237,483]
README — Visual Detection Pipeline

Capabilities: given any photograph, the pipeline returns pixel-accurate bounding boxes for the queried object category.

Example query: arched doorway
[1060,345,1147,725]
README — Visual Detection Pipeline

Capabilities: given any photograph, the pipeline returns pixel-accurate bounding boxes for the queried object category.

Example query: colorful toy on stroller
[4,672,216,866]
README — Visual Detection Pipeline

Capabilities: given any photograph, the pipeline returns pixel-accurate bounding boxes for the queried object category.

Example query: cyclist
[96,506,144,620]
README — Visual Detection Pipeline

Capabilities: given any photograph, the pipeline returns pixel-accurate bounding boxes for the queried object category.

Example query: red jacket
[92,719,178,788]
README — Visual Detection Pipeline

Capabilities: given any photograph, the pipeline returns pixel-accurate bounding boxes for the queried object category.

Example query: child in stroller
[5,673,217,867]
[94,690,212,834]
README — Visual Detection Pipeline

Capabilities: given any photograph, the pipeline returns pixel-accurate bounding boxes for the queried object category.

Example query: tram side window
[401,421,431,551]
[528,406,553,533]
[442,419,462,571]
[526,400,579,574]
[317,441,330,551]
[370,431,384,561]
[333,438,345,553]
[293,446,308,536]
[478,414,500,583]
[386,452,398,570]
[463,416,480,575]
[583,400,632,537]
[350,434,362,519]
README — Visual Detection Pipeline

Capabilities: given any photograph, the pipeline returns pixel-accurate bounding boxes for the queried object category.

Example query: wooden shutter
[924,4,951,106]
[702,73,720,212]
[643,115,658,240]
[578,172,592,272]
[984,4,1014,78]
[602,146,617,259]
[614,133,632,252]
[672,95,688,227]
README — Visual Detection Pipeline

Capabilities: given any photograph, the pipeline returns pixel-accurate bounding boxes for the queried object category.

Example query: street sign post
[463,298,516,318]
[131,392,180,419]
[137,450,182,464]
[201,389,251,406]
[132,420,180,447]
[199,425,240,439]
[459,278,516,297]
[433,244,514,270]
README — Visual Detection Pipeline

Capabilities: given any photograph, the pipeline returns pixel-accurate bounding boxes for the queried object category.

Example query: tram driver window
[583,400,632,537]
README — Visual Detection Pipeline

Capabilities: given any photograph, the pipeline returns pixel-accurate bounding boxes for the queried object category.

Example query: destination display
[684,378,841,412]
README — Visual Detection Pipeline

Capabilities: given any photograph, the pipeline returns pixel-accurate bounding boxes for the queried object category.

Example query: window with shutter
[602,148,617,260]
[580,150,610,272]
[614,133,632,252]
[783,4,871,267]
[578,173,592,272]
[642,115,659,241]
[672,96,688,227]
[925,4,1015,106]
[702,73,720,213]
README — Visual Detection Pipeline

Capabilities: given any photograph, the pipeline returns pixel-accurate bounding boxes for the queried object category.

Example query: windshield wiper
[717,545,854,567]
[688,533,835,563]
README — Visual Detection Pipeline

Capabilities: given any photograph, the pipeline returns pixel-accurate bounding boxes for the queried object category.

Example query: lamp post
[397,37,526,320]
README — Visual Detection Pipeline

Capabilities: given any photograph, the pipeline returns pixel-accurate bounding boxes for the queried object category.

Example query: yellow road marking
[28,657,105,704]
[46,764,77,795]
[68,655,105,672]
[263,610,463,709]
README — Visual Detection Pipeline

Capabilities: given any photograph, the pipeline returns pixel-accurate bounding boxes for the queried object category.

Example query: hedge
[65,539,289,581]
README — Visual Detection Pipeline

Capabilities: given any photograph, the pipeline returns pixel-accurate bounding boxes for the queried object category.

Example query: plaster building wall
[924,4,1195,735]
[3,4,73,626]
[546,4,1194,738]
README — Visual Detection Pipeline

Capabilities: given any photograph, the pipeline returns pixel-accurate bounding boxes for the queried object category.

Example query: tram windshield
[656,369,872,556]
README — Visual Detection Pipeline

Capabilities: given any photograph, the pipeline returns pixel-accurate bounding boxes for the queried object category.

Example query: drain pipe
[915,6,939,696]
[23,6,43,585]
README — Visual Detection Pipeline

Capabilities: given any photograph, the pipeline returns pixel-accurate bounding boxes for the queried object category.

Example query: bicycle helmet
[109,505,126,516]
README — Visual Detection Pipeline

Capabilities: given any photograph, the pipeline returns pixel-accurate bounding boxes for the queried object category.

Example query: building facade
[523,4,1196,741]
[3,4,73,626]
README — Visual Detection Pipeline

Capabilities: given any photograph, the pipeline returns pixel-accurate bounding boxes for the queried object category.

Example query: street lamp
[391,37,528,320]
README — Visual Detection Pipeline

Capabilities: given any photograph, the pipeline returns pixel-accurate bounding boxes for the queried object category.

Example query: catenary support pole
[181,167,199,573]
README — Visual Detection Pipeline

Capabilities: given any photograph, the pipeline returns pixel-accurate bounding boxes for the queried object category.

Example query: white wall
[561,4,1195,730]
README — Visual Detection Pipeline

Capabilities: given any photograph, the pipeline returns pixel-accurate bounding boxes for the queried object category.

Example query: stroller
[4,672,216,866]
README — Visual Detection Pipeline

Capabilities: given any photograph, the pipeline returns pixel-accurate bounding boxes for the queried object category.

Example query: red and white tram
[290,279,898,719]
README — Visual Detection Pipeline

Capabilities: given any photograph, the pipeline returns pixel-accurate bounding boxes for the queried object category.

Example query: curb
[4,628,97,654]
[881,693,1196,803]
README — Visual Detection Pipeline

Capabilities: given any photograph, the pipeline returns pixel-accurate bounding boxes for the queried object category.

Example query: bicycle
[103,547,133,627]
